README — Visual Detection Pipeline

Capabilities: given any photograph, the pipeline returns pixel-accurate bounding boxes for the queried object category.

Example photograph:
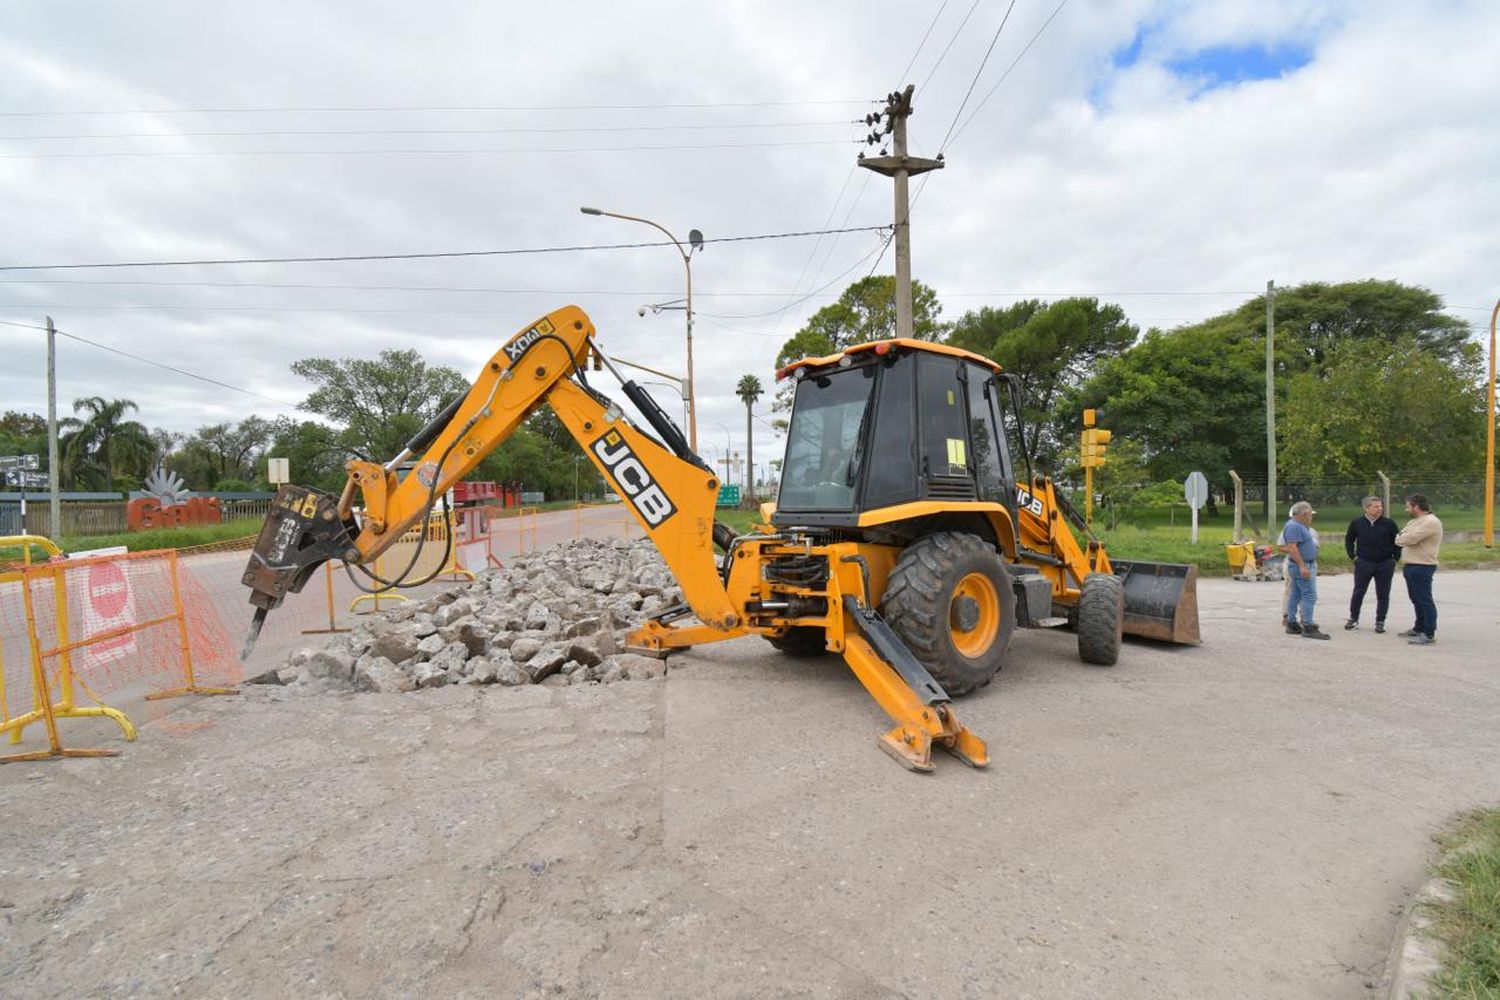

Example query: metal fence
[0,494,273,539]
[1231,473,1496,513]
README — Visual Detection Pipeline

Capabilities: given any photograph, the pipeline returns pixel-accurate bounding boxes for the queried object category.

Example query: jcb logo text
[591,431,677,527]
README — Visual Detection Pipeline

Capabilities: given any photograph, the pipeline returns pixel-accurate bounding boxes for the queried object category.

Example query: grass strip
[1429,808,1500,997]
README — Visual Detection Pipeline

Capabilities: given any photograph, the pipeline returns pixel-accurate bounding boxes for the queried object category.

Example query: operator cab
[773,341,1019,529]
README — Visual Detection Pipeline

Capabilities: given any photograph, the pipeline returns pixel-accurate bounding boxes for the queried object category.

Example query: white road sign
[1184,471,1209,510]
[1184,471,1209,545]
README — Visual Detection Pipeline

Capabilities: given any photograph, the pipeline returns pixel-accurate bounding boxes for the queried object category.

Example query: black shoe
[1286,622,1303,635]
[1302,623,1332,640]
[1397,629,1419,638]
[1344,619,1358,630]
[1374,622,1385,634]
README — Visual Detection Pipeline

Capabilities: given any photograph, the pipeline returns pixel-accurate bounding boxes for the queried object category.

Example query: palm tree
[735,374,763,503]
[58,397,154,491]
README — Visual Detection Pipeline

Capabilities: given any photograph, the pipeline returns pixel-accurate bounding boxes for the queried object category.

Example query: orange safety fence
[0,541,240,763]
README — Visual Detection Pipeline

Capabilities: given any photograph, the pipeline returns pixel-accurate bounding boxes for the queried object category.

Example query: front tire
[881,532,1016,697]
[1077,573,1124,665]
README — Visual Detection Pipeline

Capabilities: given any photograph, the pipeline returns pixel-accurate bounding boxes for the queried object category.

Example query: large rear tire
[1077,573,1124,666]
[881,532,1016,697]
[765,626,827,657]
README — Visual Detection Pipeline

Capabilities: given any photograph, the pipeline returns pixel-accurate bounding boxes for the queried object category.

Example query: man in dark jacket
[1344,496,1399,632]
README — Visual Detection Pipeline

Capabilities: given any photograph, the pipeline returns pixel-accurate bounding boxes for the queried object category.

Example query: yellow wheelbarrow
[1225,541,1283,581]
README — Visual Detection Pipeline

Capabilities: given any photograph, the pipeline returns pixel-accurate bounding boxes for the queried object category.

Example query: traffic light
[1080,427,1113,468]
[1091,428,1112,466]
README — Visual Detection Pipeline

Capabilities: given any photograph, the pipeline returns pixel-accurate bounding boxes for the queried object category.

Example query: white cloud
[1,0,1494,476]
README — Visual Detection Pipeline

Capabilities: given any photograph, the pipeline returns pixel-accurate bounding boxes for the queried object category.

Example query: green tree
[1280,337,1486,477]
[1069,278,1479,520]
[291,349,468,460]
[1255,279,1470,368]
[471,411,601,500]
[57,396,154,490]
[948,298,1137,466]
[263,418,351,493]
[174,417,273,489]
[736,374,763,501]
[0,411,47,457]
[772,276,944,410]
[1071,321,1272,490]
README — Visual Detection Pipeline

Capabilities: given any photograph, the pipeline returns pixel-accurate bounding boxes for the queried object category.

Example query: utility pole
[46,316,61,543]
[1265,280,1277,532]
[859,85,943,339]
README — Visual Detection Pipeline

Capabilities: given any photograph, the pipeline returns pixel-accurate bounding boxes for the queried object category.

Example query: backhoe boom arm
[241,306,737,643]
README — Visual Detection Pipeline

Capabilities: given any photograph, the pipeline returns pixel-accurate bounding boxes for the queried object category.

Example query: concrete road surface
[2,566,1497,998]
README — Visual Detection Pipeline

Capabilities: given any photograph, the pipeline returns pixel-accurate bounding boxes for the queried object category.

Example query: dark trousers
[1349,557,1396,623]
[1403,564,1438,638]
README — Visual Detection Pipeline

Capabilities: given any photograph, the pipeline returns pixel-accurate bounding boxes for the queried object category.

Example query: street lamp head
[579,206,603,216]
[637,305,648,318]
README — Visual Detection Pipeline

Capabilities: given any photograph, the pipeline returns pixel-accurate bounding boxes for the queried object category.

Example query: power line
[0,99,871,118]
[946,0,1071,153]
[0,278,1270,297]
[936,0,1019,153]
[759,0,950,345]
[898,2,951,85]
[917,0,984,97]
[0,137,860,161]
[700,242,889,321]
[0,120,857,142]
[0,318,302,408]
[870,0,1071,277]
[0,224,889,273]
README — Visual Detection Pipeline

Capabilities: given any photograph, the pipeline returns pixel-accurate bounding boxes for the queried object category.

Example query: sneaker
[1374,622,1386,634]
[1285,622,1303,636]
[1301,623,1332,640]
[1344,619,1358,630]
[1408,634,1434,646]
[1397,629,1419,638]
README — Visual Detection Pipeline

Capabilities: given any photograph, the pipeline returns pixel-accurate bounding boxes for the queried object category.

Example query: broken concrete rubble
[272,537,685,695]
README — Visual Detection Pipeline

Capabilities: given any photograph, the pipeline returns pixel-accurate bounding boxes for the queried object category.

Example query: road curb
[1382,874,1454,999]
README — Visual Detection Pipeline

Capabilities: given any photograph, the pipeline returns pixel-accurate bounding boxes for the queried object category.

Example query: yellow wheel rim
[949,572,1000,658]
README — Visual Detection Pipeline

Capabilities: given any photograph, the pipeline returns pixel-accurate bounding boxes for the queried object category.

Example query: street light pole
[580,207,701,451]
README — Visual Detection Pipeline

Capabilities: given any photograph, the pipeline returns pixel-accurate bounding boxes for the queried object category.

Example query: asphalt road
[1,559,1497,998]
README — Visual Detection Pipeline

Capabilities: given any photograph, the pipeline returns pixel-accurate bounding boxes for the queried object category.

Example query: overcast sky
[2,0,1495,476]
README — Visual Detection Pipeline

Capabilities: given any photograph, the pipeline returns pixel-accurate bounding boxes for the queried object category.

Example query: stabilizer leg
[843,635,989,772]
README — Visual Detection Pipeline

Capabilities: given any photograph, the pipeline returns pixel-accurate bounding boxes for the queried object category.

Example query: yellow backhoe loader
[240,306,1199,772]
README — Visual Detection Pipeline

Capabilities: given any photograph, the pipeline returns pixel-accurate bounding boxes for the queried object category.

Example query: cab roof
[775,338,1003,381]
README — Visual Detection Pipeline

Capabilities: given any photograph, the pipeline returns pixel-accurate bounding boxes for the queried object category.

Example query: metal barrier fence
[0,495,273,538]
[0,537,239,763]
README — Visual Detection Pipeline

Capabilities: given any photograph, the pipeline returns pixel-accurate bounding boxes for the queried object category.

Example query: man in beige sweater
[1395,493,1443,645]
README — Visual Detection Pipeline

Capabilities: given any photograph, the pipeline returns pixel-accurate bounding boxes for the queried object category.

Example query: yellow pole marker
[433,507,476,582]
[301,561,351,636]
[350,549,409,614]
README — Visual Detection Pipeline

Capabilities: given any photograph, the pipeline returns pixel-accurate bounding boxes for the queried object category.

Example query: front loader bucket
[1111,560,1201,645]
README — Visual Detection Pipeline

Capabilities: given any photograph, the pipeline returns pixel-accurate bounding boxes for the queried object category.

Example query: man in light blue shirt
[1282,500,1331,640]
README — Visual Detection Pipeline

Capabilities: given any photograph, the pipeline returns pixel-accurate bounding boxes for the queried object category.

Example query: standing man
[1282,500,1331,640]
[1396,493,1443,646]
[1344,496,1400,632]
